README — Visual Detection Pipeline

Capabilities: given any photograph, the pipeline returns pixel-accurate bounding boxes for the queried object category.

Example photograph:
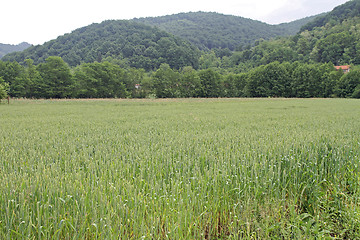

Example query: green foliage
[0,61,23,97]
[73,61,129,98]
[2,21,200,71]
[9,59,43,98]
[197,69,222,97]
[125,68,148,98]
[263,61,291,97]
[231,14,360,67]
[301,0,360,32]
[0,76,9,100]
[135,12,318,51]
[336,69,360,97]
[23,59,44,98]
[0,58,354,99]
[36,56,74,98]
[2,3,359,74]
[352,84,360,98]
[177,66,202,98]
[152,63,180,98]
[198,50,221,69]
[222,73,247,97]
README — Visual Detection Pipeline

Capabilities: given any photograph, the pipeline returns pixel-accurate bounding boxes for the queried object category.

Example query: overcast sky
[1,0,349,45]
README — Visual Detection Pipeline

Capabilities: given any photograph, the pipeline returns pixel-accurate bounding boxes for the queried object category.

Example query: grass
[0,98,359,239]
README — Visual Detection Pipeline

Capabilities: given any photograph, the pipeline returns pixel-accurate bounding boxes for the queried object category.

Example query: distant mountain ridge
[134,12,323,50]
[0,42,31,58]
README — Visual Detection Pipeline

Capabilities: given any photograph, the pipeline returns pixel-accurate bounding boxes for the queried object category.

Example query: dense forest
[205,15,360,73]
[300,0,360,32]
[134,12,320,50]
[1,0,360,99]
[2,21,200,71]
[1,12,321,68]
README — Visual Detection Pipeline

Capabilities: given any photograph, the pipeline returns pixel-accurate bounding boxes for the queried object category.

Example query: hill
[0,42,31,59]
[1,12,323,69]
[301,0,360,32]
[2,20,200,70]
[227,1,360,68]
[134,12,321,51]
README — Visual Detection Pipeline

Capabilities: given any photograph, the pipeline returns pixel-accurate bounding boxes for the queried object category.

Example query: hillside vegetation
[134,12,320,51]
[301,0,360,32]
[2,21,200,70]
[2,12,322,68]
[228,17,360,68]
[207,1,360,70]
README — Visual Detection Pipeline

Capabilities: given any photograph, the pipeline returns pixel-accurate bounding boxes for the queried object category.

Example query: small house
[335,65,351,73]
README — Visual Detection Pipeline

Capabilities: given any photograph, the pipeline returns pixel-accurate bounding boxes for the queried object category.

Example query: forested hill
[0,42,31,59]
[1,12,324,68]
[222,2,360,69]
[301,0,360,32]
[133,12,322,50]
[2,20,200,70]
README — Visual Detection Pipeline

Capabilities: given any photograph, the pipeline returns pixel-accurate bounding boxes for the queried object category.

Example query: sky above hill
[1,0,349,45]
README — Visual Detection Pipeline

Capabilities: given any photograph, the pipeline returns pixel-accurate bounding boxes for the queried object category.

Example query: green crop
[0,98,359,239]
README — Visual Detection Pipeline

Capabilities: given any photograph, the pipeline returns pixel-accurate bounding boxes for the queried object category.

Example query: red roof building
[335,65,351,73]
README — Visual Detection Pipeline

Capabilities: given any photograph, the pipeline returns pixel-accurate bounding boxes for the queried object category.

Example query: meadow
[0,98,359,239]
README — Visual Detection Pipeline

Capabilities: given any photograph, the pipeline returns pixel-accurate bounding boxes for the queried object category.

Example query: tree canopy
[301,0,360,32]
[0,76,9,100]
[134,12,320,51]
[2,21,200,71]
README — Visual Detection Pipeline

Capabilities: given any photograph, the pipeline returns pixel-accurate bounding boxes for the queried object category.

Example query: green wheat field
[1,98,360,239]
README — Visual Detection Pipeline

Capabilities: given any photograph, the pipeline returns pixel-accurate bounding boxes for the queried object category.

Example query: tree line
[0,56,359,99]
